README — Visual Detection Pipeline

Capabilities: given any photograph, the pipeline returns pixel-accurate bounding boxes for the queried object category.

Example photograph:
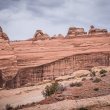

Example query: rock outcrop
[66,27,87,38]
[0,26,110,89]
[51,34,64,39]
[0,26,9,41]
[32,30,49,41]
[88,25,108,35]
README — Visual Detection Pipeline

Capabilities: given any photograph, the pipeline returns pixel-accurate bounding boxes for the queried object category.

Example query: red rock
[32,30,49,41]
[0,26,110,88]
[88,25,108,35]
[0,26,9,41]
[66,27,87,38]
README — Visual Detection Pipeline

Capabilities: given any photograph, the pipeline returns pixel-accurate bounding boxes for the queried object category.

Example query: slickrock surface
[22,94,110,110]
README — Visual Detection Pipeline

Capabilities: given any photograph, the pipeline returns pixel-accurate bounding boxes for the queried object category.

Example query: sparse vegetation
[82,78,86,81]
[78,107,88,110]
[5,104,13,110]
[42,81,65,98]
[91,71,96,76]
[93,88,99,91]
[70,82,82,87]
[92,77,101,83]
[74,95,79,98]
[100,69,107,75]
[99,69,107,77]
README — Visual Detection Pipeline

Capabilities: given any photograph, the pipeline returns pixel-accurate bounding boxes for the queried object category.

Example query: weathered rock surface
[0,26,110,88]
[0,26,9,41]
[89,25,108,35]
[32,30,49,41]
[66,27,87,38]
[22,94,110,110]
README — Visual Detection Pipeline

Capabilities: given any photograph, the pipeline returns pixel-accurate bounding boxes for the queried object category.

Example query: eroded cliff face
[0,26,110,89]
[5,52,110,88]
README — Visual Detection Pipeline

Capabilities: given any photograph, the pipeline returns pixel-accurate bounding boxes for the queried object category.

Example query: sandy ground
[0,84,47,110]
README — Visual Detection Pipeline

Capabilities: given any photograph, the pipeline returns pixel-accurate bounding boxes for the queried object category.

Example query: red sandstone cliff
[0,26,110,88]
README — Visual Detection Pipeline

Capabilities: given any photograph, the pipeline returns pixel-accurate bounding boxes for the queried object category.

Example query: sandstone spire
[0,26,9,41]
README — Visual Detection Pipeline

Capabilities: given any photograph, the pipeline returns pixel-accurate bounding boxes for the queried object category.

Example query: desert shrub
[5,104,13,110]
[93,88,99,91]
[82,78,86,81]
[70,82,82,87]
[42,81,65,98]
[92,77,101,83]
[78,107,88,110]
[14,105,23,110]
[100,69,107,75]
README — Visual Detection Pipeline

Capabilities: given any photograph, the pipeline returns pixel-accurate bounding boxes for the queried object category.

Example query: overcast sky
[0,0,110,40]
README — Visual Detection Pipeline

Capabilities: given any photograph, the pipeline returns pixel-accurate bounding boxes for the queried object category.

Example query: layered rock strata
[66,27,87,38]
[89,25,108,35]
[0,26,110,88]
[2,51,110,88]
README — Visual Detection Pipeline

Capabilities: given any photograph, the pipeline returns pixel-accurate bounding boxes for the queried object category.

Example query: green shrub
[100,69,107,75]
[42,81,65,98]
[70,82,82,87]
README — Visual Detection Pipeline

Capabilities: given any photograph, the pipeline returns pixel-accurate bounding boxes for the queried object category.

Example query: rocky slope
[0,66,110,110]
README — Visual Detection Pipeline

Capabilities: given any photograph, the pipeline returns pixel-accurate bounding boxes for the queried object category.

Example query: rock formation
[51,34,64,39]
[0,26,110,89]
[32,30,49,41]
[88,25,108,35]
[66,27,87,38]
[0,26,9,41]
[5,51,110,88]
[57,34,64,39]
